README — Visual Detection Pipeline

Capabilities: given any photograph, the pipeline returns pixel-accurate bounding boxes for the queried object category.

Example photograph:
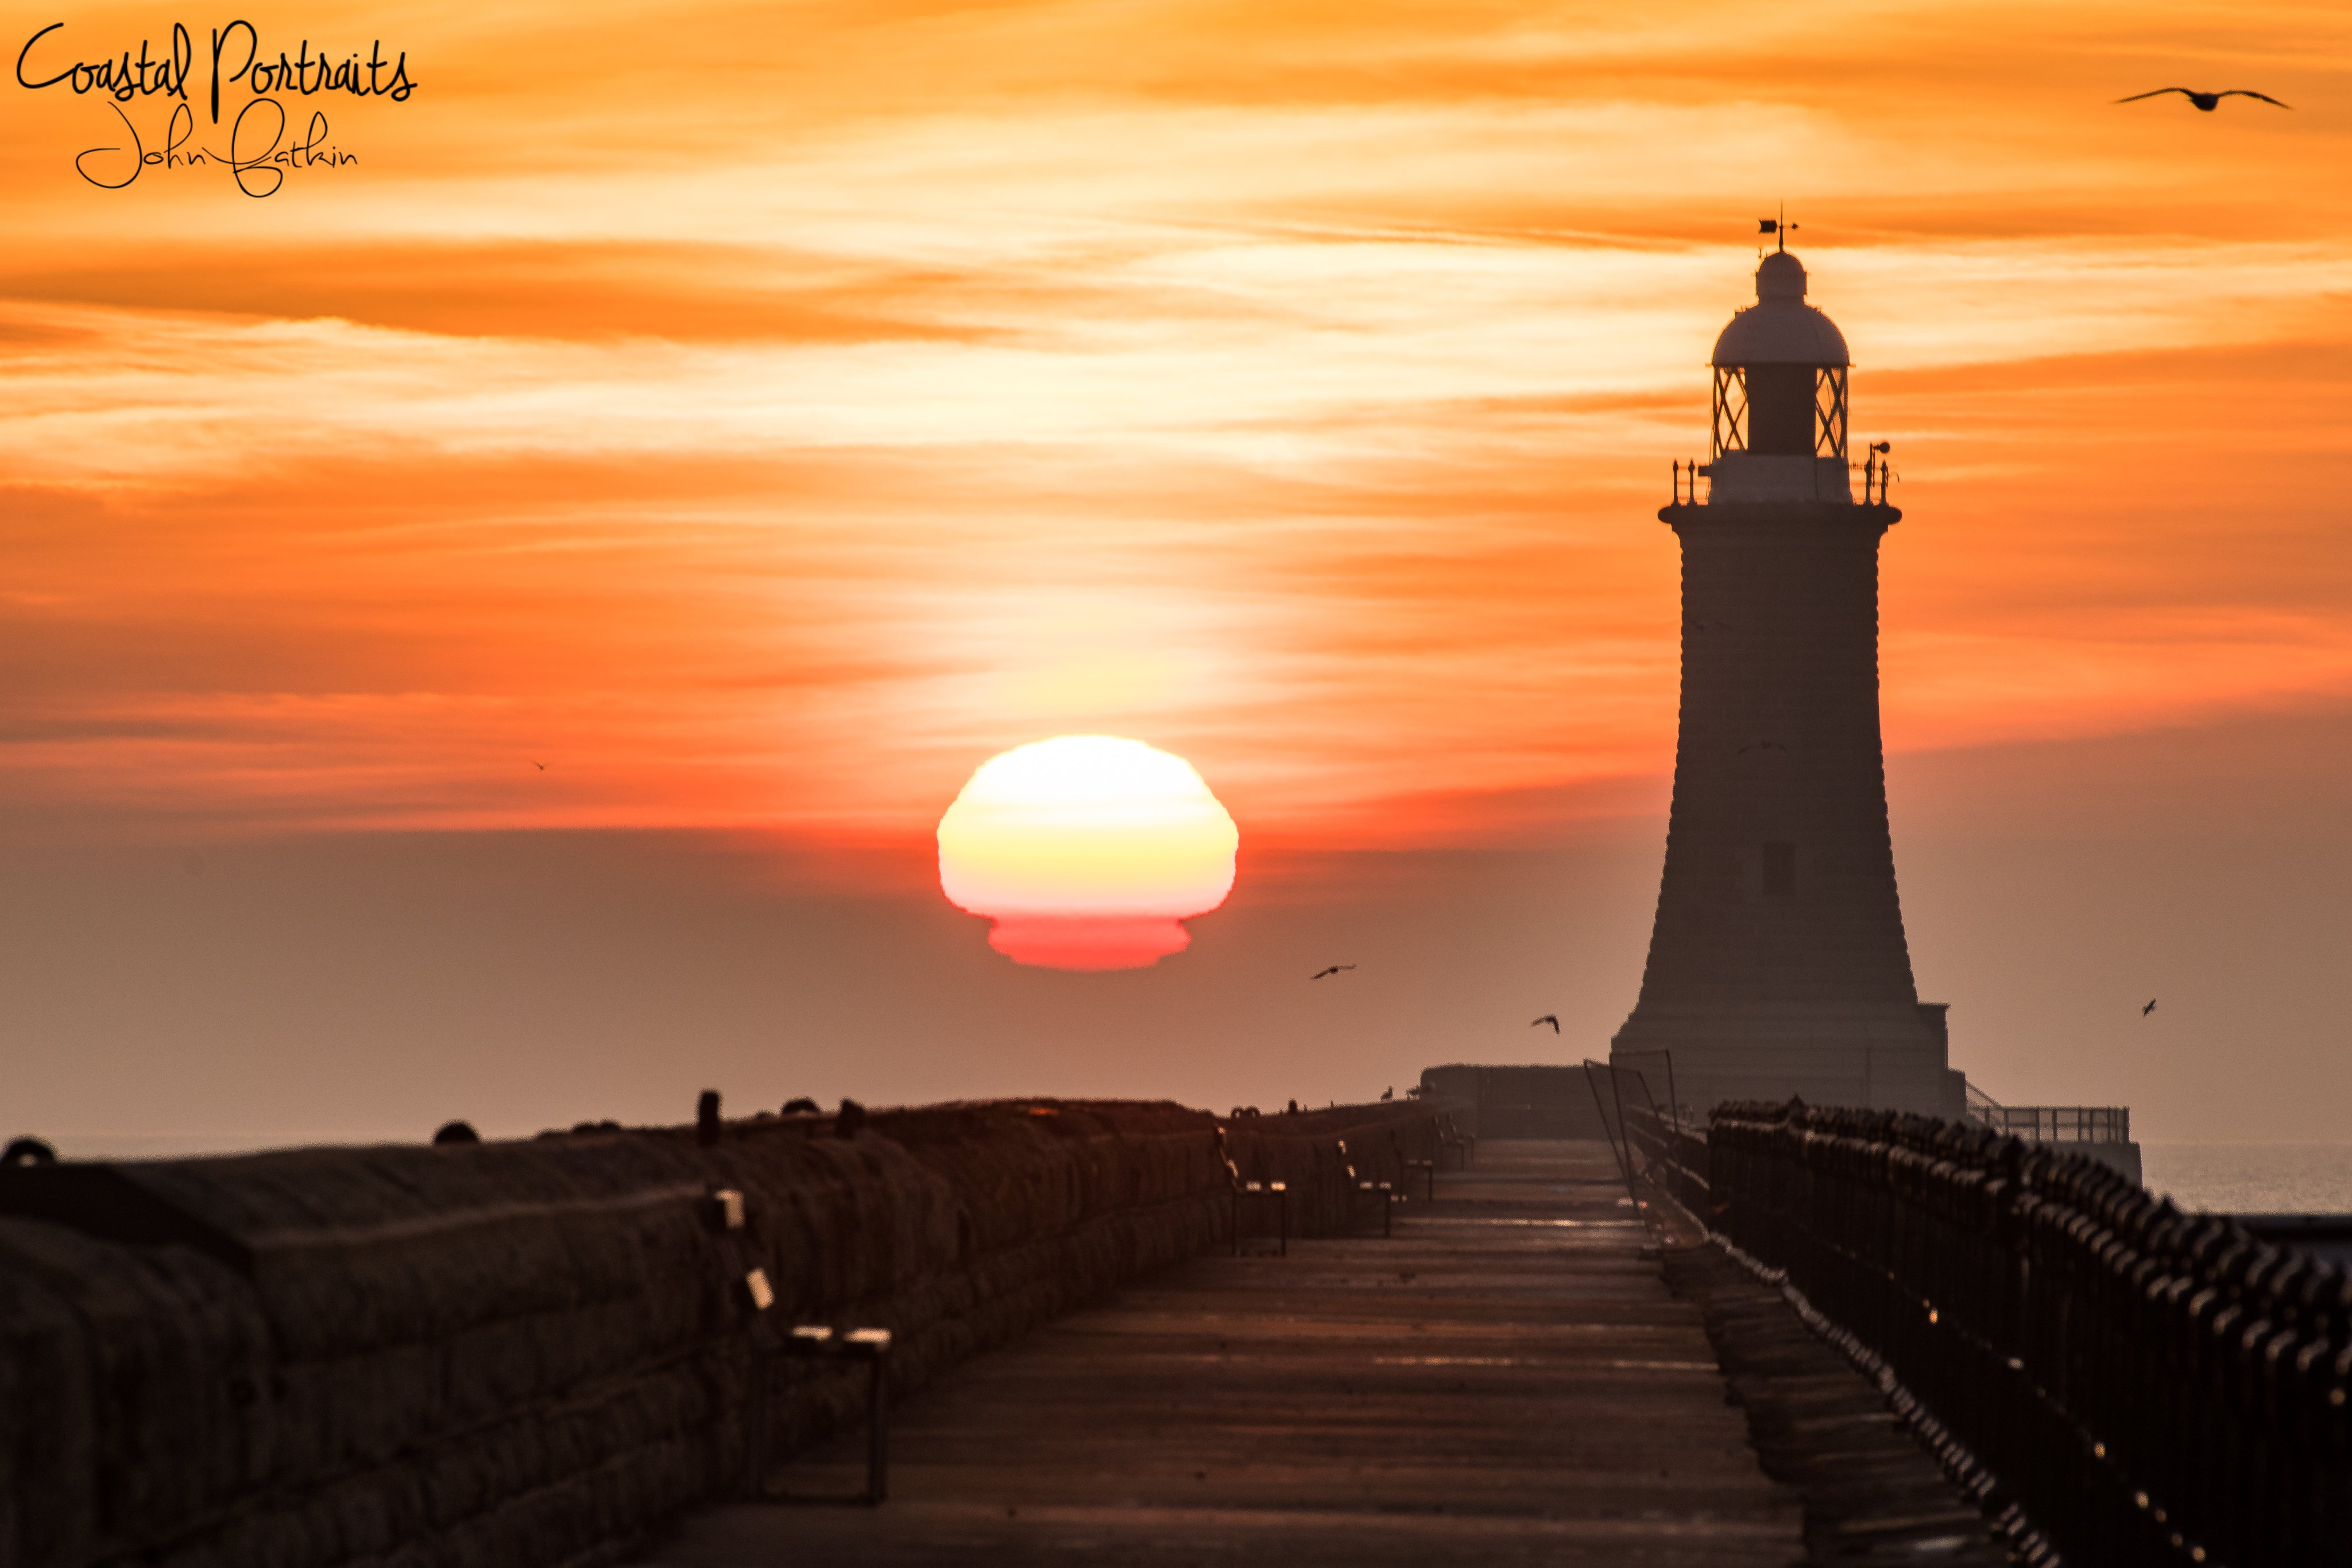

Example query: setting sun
[937,736,1240,970]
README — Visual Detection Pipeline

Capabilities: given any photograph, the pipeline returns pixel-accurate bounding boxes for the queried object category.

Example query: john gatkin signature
[15,20,417,197]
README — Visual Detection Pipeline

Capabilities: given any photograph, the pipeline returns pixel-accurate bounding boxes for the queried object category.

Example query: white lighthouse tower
[1610,242,1966,1117]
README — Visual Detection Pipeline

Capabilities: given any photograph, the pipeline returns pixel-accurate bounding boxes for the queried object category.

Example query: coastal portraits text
[15,20,419,196]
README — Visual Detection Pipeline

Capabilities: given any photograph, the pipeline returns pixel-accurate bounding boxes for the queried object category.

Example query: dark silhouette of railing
[1968,1103,2132,1144]
[1632,1100,2352,1568]
[1965,1081,2132,1145]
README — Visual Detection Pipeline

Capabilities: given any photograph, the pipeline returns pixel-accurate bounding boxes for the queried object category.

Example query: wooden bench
[1337,1138,1399,1237]
[1394,1128,1437,1202]
[706,1184,894,1505]
[1436,1112,1476,1172]
[777,1326,894,1504]
[1218,1125,1288,1257]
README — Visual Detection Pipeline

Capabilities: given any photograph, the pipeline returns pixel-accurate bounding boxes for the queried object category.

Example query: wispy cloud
[4,0,2350,843]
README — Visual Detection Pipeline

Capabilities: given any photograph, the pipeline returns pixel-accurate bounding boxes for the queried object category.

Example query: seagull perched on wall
[1531,1015,1560,1032]
[2142,998,2157,1016]
[2116,87,2291,111]
[1311,965,1356,979]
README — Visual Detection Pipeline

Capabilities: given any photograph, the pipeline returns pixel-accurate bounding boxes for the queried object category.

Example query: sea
[2141,1144,2352,1215]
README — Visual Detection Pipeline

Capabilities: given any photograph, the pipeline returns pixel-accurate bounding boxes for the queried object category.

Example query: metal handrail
[1964,1099,2130,1144]
[1707,1100,2336,1566]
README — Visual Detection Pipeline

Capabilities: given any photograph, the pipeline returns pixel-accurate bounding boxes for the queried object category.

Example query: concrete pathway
[641,1140,1804,1566]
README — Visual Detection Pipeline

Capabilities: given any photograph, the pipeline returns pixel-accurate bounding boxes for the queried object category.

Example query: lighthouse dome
[1711,251,1850,367]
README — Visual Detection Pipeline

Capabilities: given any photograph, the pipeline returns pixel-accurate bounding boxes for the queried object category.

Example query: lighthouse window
[1746,366,1815,455]
[1813,367,1848,459]
[1763,841,1797,897]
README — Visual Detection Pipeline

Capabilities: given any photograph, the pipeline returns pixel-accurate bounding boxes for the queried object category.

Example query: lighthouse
[1610,242,1966,1118]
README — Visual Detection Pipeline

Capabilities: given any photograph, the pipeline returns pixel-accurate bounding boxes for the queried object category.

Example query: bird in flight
[1531,1015,1560,1032]
[2116,87,2291,112]
[532,761,546,771]
[2142,998,2157,1016]
[1311,965,1356,979]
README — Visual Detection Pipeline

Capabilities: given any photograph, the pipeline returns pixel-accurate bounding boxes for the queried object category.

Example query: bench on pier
[1337,1137,1399,1237]
[707,1184,895,1507]
[1218,1126,1287,1257]
[1394,1129,1437,1202]
[774,1326,893,1505]
[1436,1112,1475,1172]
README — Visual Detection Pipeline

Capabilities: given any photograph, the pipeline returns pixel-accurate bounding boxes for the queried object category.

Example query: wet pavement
[642,1139,1806,1566]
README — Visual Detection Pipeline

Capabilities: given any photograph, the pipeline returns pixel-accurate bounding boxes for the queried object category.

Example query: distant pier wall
[1417,1064,1610,1140]
[1628,1101,2352,1568]
[0,1098,1445,1568]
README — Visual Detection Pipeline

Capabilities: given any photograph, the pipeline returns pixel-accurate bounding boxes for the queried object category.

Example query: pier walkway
[643,1141,1806,1565]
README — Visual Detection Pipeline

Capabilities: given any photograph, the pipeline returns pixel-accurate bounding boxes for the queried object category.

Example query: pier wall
[1631,1101,2351,1568]
[1416,1064,1610,1140]
[0,1098,1444,1568]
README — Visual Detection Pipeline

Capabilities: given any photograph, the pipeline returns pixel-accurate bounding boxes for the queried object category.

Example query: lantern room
[1697,249,1855,504]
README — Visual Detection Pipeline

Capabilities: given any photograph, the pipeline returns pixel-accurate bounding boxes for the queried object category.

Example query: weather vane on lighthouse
[1757,203,1796,254]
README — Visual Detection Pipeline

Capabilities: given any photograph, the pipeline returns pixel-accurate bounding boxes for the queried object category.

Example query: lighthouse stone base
[1612,1002,1967,1119]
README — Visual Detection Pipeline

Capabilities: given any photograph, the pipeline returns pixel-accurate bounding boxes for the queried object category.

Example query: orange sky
[7,0,2350,845]
[4,1,2351,1145]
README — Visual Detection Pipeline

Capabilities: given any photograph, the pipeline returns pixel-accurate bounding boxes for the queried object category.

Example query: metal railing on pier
[1965,1083,2130,1145]
[1681,1101,2352,1568]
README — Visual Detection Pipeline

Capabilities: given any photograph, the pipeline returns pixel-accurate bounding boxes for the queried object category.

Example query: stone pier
[646,1142,1801,1565]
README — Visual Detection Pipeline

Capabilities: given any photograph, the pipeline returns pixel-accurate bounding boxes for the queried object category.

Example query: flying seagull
[1311,964,1356,979]
[2142,998,2157,1016]
[1531,1014,1560,1032]
[2116,87,2291,111]
[532,760,546,771]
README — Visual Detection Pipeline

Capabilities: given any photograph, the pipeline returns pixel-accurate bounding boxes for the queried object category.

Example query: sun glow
[937,735,1239,970]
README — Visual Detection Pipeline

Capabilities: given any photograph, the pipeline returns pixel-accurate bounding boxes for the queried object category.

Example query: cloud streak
[3,0,2349,846]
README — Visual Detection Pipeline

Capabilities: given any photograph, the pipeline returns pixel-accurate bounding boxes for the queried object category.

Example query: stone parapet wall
[0,1098,1447,1568]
